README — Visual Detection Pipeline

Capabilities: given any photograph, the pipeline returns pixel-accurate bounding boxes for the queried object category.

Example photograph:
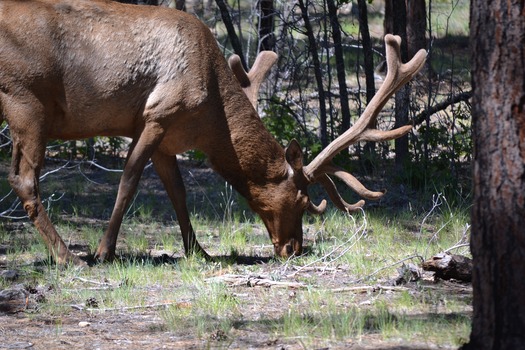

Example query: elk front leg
[151,151,209,258]
[95,122,166,262]
[8,135,83,265]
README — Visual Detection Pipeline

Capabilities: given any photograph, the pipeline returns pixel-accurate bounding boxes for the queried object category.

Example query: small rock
[0,270,19,281]
[0,287,29,313]
[78,321,91,327]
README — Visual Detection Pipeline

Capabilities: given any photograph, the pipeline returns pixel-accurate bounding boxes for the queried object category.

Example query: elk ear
[285,139,304,172]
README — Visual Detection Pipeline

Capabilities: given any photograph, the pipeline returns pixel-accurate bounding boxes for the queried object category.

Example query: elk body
[0,0,426,265]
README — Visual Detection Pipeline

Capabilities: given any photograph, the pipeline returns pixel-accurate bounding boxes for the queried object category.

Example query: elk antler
[304,34,427,213]
[229,51,278,109]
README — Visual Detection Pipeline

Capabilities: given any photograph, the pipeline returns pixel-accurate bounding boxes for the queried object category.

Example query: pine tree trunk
[215,0,247,70]
[327,0,351,133]
[392,0,410,170]
[297,0,328,147]
[258,0,275,51]
[406,0,426,57]
[462,0,525,348]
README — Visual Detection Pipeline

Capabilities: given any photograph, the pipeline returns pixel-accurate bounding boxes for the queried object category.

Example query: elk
[0,0,426,265]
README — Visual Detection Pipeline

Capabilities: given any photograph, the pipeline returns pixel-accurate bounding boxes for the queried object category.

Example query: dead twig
[71,276,113,287]
[353,254,424,284]
[206,274,307,289]
[286,209,368,278]
[71,301,190,312]
[329,285,410,293]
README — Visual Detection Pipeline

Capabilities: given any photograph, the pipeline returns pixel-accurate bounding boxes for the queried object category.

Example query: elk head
[244,34,426,257]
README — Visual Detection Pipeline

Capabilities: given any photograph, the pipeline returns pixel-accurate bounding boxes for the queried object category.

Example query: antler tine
[317,175,366,213]
[304,34,427,178]
[307,198,328,215]
[228,51,278,109]
[318,164,385,199]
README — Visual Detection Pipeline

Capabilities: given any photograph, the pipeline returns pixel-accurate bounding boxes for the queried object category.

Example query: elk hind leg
[8,135,82,265]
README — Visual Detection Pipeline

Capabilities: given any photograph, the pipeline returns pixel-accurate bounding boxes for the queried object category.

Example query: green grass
[0,199,471,347]
[0,187,472,348]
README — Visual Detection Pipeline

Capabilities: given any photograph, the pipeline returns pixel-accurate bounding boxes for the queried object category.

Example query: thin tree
[215,0,247,70]
[258,0,275,51]
[357,0,375,104]
[326,0,351,134]
[461,0,525,348]
[392,0,410,169]
[406,0,426,57]
[357,0,376,163]
[297,0,328,147]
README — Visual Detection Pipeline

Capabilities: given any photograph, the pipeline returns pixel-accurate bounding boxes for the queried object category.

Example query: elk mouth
[274,239,302,258]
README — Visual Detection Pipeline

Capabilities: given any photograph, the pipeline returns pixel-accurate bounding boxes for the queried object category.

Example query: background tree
[391,0,410,170]
[462,0,525,348]
[258,0,275,51]
[215,0,247,70]
[384,0,427,56]
[327,0,351,134]
[406,0,426,57]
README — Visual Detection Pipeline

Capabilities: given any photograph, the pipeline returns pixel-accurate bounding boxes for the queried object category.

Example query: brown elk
[0,0,426,265]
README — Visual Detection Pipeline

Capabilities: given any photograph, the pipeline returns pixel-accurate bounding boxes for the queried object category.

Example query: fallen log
[422,252,472,282]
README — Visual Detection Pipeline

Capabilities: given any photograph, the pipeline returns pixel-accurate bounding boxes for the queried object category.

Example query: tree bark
[215,0,247,70]
[297,0,328,148]
[358,0,377,163]
[385,0,426,57]
[406,0,426,57]
[392,0,410,170]
[327,0,351,133]
[357,0,375,105]
[258,0,275,51]
[462,0,525,349]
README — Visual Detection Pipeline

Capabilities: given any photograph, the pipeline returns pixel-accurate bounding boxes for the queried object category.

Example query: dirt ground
[0,159,471,350]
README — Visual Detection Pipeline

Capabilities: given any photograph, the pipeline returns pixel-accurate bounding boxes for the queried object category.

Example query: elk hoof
[94,248,116,263]
[58,253,87,267]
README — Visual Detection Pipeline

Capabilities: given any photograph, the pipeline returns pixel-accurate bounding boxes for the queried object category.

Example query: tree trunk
[297,0,328,148]
[383,0,394,37]
[385,0,426,57]
[358,0,377,164]
[175,0,185,10]
[215,0,247,70]
[327,0,351,133]
[461,0,525,349]
[392,0,410,170]
[258,0,275,51]
[357,0,375,105]
[406,0,426,57]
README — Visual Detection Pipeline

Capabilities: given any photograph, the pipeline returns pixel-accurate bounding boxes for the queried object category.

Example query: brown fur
[0,1,426,264]
[0,0,308,263]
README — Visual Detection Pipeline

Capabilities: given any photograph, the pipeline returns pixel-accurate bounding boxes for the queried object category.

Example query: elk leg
[95,122,165,261]
[151,151,209,258]
[8,135,83,265]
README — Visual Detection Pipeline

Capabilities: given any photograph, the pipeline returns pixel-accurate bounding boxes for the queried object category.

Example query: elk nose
[285,243,294,256]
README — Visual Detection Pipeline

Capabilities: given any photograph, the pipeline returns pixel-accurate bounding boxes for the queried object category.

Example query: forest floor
[0,158,472,350]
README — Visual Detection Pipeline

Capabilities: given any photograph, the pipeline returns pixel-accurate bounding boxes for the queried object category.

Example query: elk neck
[201,67,288,203]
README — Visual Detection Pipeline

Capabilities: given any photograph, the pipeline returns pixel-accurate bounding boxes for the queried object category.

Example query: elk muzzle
[274,238,302,258]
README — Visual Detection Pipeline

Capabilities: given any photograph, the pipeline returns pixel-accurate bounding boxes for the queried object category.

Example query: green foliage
[263,97,322,158]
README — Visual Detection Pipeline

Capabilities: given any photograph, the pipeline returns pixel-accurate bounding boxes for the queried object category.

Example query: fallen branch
[72,276,113,287]
[413,90,472,127]
[71,301,190,312]
[329,285,410,293]
[206,274,307,289]
[353,254,424,284]
[422,252,472,282]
